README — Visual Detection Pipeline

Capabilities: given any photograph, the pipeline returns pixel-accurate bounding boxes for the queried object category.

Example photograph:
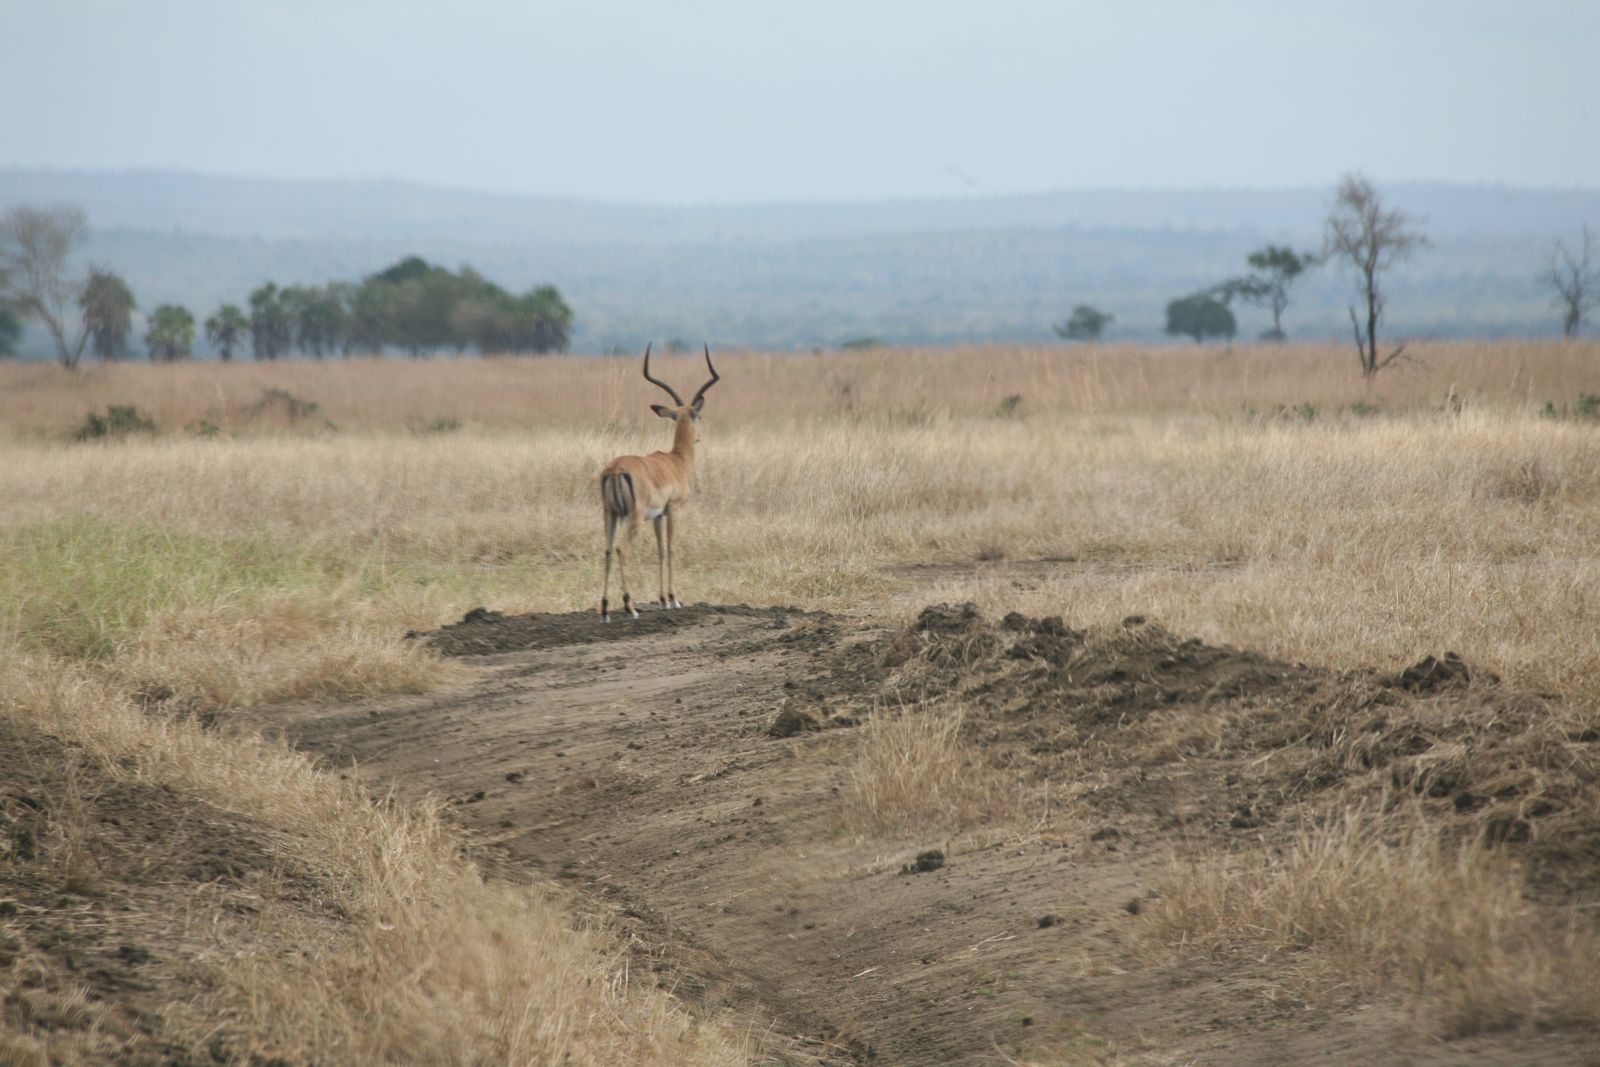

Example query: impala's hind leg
[616,521,640,619]
[665,505,681,608]
[600,512,618,622]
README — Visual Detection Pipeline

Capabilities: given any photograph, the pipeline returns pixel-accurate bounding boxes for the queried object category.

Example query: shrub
[74,405,157,441]
[994,393,1025,419]
[249,388,321,421]
[418,415,462,434]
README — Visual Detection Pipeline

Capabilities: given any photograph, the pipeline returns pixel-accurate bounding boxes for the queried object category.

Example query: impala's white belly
[644,506,666,520]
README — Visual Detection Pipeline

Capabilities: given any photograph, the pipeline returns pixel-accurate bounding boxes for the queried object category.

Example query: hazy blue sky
[6,0,1597,202]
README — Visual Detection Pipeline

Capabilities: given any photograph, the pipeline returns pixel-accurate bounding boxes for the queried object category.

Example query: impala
[599,344,721,621]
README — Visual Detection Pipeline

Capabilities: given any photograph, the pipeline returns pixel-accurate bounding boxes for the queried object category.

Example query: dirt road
[255,599,1596,1066]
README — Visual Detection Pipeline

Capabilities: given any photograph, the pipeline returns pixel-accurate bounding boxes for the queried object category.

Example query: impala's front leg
[652,513,668,608]
[665,505,681,608]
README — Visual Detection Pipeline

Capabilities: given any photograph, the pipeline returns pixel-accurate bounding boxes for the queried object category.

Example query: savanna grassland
[2,340,1599,1064]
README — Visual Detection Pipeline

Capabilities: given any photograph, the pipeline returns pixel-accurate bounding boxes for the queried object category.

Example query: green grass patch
[0,518,331,660]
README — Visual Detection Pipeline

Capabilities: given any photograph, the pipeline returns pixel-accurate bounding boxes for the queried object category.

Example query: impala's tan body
[599,346,719,621]
[601,416,696,522]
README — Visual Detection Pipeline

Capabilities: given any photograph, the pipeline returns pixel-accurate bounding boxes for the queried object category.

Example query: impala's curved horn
[690,344,721,407]
[642,343,684,405]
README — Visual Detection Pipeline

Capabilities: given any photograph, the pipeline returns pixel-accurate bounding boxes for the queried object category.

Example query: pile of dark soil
[417,603,806,657]
[877,604,1600,889]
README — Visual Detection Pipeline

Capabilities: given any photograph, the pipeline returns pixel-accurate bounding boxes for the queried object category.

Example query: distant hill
[3,168,1596,354]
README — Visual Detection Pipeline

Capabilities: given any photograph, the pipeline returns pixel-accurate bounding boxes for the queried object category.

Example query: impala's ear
[691,395,706,416]
[650,404,677,420]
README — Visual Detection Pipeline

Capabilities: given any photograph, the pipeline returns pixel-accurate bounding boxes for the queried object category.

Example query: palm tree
[205,304,248,362]
[144,304,196,362]
[80,268,137,362]
[248,283,291,360]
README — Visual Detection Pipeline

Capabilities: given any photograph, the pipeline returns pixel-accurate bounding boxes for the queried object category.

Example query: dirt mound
[416,602,805,657]
[877,604,1600,886]
[260,594,1600,1063]
[883,602,1318,728]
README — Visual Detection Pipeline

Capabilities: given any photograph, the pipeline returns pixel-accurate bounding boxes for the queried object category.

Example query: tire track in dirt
[250,601,1598,1066]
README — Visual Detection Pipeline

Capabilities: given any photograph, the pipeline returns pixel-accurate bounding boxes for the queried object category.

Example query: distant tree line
[1058,173,1450,380]
[226,257,574,361]
[0,209,573,364]
[1052,173,1596,379]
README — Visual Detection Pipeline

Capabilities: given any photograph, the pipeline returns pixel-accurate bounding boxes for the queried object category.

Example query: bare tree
[1543,224,1600,339]
[1323,174,1427,381]
[0,206,91,368]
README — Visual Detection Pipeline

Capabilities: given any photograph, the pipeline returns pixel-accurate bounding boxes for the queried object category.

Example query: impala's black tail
[601,472,635,522]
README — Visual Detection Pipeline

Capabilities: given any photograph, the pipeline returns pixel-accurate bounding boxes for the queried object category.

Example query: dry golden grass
[2,338,1596,437]
[2,339,1598,1056]
[5,362,1598,703]
[1144,809,1600,1035]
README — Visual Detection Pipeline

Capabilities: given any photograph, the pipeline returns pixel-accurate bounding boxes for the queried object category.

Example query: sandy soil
[243,593,1599,1066]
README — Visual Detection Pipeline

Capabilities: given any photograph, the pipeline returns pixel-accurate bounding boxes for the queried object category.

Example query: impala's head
[643,343,721,439]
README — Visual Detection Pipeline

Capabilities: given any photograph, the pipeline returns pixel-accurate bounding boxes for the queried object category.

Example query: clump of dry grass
[839,703,1010,835]
[1143,809,1600,1035]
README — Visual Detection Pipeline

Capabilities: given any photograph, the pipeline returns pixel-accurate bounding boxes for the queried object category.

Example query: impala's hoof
[628,608,640,619]
[602,614,611,623]
[670,597,683,609]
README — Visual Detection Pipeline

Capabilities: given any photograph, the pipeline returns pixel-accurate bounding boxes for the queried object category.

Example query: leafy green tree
[80,268,137,362]
[326,282,358,356]
[448,280,574,355]
[144,304,196,361]
[0,205,91,367]
[1164,292,1236,344]
[352,258,573,357]
[1053,304,1114,341]
[366,259,462,356]
[450,286,515,354]
[346,280,394,355]
[520,285,573,354]
[0,308,21,357]
[1324,172,1428,380]
[1216,245,1318,341]
[204,304,248,361]
[248,283,292,360]
[370,255,435,286]
[281,283,349,358]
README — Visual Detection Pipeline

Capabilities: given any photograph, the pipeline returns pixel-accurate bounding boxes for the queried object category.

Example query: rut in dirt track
[258,601,1598,1067]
